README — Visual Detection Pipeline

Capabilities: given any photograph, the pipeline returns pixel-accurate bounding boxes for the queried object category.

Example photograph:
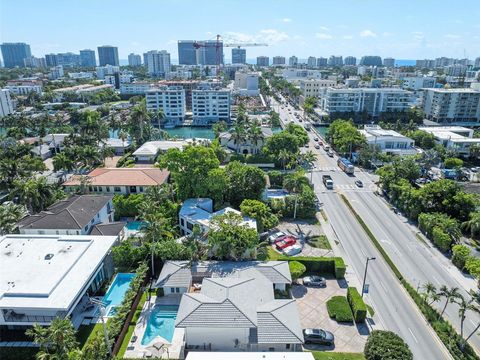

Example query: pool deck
[124,295,185,359]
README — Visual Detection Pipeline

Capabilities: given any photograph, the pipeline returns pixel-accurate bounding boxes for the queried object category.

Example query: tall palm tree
[129,99,151,144]
[301,150,317,182]
[248,124,264,154]
[283,170,309,219]
[230,123,246,153]
[53,152,75,173]
[155,109,165,129]
[100,145,115,166]
[438,285,461,317]
[11,177,55,213]
[454,293,475,344]
[462,212,480,239]
[421,282,440,306]
[278,149,292,171]
[0,202,27,235]
[465,291,480,345]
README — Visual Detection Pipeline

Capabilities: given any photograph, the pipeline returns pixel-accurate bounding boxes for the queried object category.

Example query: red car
[275,236,297,250]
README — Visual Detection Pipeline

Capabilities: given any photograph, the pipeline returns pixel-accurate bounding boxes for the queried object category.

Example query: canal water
[313,124,329,138]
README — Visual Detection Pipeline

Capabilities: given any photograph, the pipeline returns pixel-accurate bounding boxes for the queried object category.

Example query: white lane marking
[408,328,418,343]
[432,276,441,285]
[379,281,388,294]
[359,247,367,257]
[470,319,477,326]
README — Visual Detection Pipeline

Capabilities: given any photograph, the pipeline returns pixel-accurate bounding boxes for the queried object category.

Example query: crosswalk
[312,167,338,172]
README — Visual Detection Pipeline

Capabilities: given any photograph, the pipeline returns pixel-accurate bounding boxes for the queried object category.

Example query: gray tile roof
[90,222,126,236]
[17,195,113,230]
[257,300,304,344]
[155,261,192,288]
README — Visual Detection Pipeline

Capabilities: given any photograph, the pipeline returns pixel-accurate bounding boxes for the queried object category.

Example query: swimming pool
[141,305,179,345]
[125,221,146,231]
[102,273,135,316]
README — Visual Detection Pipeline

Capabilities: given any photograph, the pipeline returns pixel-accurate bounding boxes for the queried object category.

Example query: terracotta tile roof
[64,168,170,187]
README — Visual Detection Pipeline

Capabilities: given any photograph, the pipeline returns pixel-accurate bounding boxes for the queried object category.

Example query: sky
[1,0,480,61]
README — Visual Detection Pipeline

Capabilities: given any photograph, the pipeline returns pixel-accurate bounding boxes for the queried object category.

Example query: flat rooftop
[186,352,314,360]
[0,234,116,310]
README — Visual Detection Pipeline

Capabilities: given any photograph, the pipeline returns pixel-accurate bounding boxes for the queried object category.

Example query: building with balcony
[146,86,186,125]
[359,125,418,156]
[192,84,231,125]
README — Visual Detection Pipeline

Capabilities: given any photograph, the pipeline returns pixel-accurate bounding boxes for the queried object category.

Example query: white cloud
[412,31,424,40]
[315,33,333,40]
[342,35,353,40]
[319,26,329,31]
[259,29,289,43]
[444,34,461,39]
[281,18,292,23]
[225,31,255,43]
[359,29,377,38]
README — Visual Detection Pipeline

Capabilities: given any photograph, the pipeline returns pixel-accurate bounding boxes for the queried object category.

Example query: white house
[132,139,210,162]
[0,234,117,328]
[359,125,418,156]
[162,261,303,352]
[179,198,257,236]
[219,127,273,155]
[419,126,480,156]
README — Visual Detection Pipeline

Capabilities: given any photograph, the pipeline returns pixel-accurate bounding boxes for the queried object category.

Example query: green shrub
[116,152,133,168]
[326,296,354,323]
[268,170,285,187]
[112,194,146,219]
[452,245,471,270]
[431,226,452,252]
[334,257,346,278]
[347,287,368,323]
[364,330,413,360]
[289,261,306,281]
[276,256,346,279]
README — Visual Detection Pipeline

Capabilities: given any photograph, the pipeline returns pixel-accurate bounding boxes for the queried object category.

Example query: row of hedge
[341,194,479,360]
[276,255,346,279]
[347,287,368,323]
[326,296,354,322]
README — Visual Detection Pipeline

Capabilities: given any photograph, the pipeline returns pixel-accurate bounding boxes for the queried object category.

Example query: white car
[282,243,302,256]
[268,231,286,244]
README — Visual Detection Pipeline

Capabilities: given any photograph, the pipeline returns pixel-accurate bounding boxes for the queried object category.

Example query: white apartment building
[146,86,186,125]
[192,84,231,125]
[96,64,120,79]
[0,89,14,117]
[68,72,95,80]
[120,82,155,95]
[421,88,480,124]
[145,50,171,77]
[282,68,324,82]
[320,88,412,116]
[299,79,337,97]
[128,53,142,67]
[402,77,436,90]
[49,65,64,80]
[288,56,298,67]
[307,56,317,68]
[359,125,418,156]
[419,126,480,155]
[272,56,286,66]
[234,72,259,96]
[104,74,132,86]
[4,84,42,95]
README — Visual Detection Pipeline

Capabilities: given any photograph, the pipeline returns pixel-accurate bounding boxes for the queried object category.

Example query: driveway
[292,279,369,353]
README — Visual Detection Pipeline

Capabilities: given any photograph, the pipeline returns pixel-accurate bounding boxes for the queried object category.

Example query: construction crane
[193,34,268,66]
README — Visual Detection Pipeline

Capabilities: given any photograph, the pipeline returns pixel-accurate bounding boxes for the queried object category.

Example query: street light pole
[361,257,376,298]
[90,298,112,358]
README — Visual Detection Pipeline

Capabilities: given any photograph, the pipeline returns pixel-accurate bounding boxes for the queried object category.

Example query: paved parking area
[292,279,369,353]
[275,220,333,257]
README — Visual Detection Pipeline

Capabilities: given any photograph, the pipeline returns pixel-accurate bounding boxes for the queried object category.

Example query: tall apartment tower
[128,53,142,67]
[232,47,246,64]
[256,56,270,67]
[1,42,31,68]
[145,50,171,77]
[383,57,395,68]
[307,56,317,68]
[289,56,298,67]
[80,49,96,67]
[272,56,286,66]
[97,45,119,66]
[344,56,357,66]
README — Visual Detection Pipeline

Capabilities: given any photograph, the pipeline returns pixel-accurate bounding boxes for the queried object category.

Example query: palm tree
[248,124,264,154]
[283,170,309,219]
[0,202,27,235]
[465,291,480,345]
[462,212,480,239]
[11,177,55,213]
[454,293,474,344]
[278,149,292,170]
[230,123,246,153]
[53,152,75,173]
[421,282,441,306]
[301,150,317,182]
[438,285,461,317]
[155,109,165,129]
[100,145,115,166]
[129,99,151,144]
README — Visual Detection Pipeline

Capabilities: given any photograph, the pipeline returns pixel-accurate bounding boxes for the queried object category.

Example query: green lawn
[117,291,148,358]
[309,351,365,360]
[307,235,332,249]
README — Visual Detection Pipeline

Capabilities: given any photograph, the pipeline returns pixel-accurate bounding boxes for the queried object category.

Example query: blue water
[313,124,328,137]
[125,221,146,231]
[141,305,179,345]
[103,273,135,315]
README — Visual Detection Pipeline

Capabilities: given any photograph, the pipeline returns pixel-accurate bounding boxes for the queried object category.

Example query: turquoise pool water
[125,221,146,231]
[141,305,179,345]
[103,273,135,316]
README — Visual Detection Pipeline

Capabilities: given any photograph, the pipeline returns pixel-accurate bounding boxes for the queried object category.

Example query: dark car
[355,180,363,187]
[303,328,335,345]
[302,276,326,287]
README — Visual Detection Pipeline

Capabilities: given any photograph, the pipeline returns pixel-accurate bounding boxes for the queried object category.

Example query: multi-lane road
[269,93,479,358]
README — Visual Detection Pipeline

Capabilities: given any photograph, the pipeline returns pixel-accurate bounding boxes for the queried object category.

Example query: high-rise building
[196,40,223,65]
[434,57,454,68]
[0,89,14,117]
[1,42,32,68]
[55,52,81,67]
[96,64,120,79]
[178,40,197,65]
[49,65,64,80]
[416,59,435,69]
[97,45,119,66]
[146,86,186,125]
[144,50,171,77]
[128,53,142,67]
[232,47,246,64]
[192,84,231,125]
[256,56,269,67]
[289,56,298,67]
[307,57,317,68]
[45,54,58,67]
[359,56,383,66]
[475,57,480,68]
[421,88,480,123]
[328,56,343,66]
[24,56,46,68]
[317,57,328,67]
[80,49,96,67]
[344,56,357,66]
[272,56,286,66]
[445,64,467,77]
[383,57,395,68]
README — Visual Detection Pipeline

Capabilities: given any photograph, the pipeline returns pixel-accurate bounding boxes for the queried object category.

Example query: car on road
[302,275,326,287]
[314,137,318,142]
[305,143,310,147]
[355,180,363,187]
[303,328,334,346]
[324,145,330,151]
[282,243,302,256]
[327,150,334,157]
[318,141,323,146]
[314,144,320,149]
[275,236,297,250]
[268,231,286,244]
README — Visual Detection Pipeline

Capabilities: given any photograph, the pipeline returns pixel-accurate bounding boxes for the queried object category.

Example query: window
[93,186,98,192]
[187,222,194,230]
[38,230,45,235]
[286,344,290,350]
[170,288,175,294]
[114,186,121,192]
[84,225,89,231]
[139,186,144,192]
[180,218,184,226]
[175,287,180,293]
[106,186,110,192]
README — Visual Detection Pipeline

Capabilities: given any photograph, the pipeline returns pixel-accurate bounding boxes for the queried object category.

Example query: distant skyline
[1,0,480,61]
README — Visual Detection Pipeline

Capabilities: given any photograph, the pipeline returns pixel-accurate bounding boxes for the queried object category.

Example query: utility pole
[361,257,376,298]
[90,298,112,358]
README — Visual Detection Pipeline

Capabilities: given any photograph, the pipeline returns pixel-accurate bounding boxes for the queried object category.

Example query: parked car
[275,236,297,250]
[327,150,334,157]
[268,231,286,244]
[324,145,330,151]
[314,144,320,149]
[318,141,323,146]
[305,143,310,147]
[303,328,335,345]
[302,275,326,287]
[282,243,302,256]
[314,137,319,142]
[355,180,363,187]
